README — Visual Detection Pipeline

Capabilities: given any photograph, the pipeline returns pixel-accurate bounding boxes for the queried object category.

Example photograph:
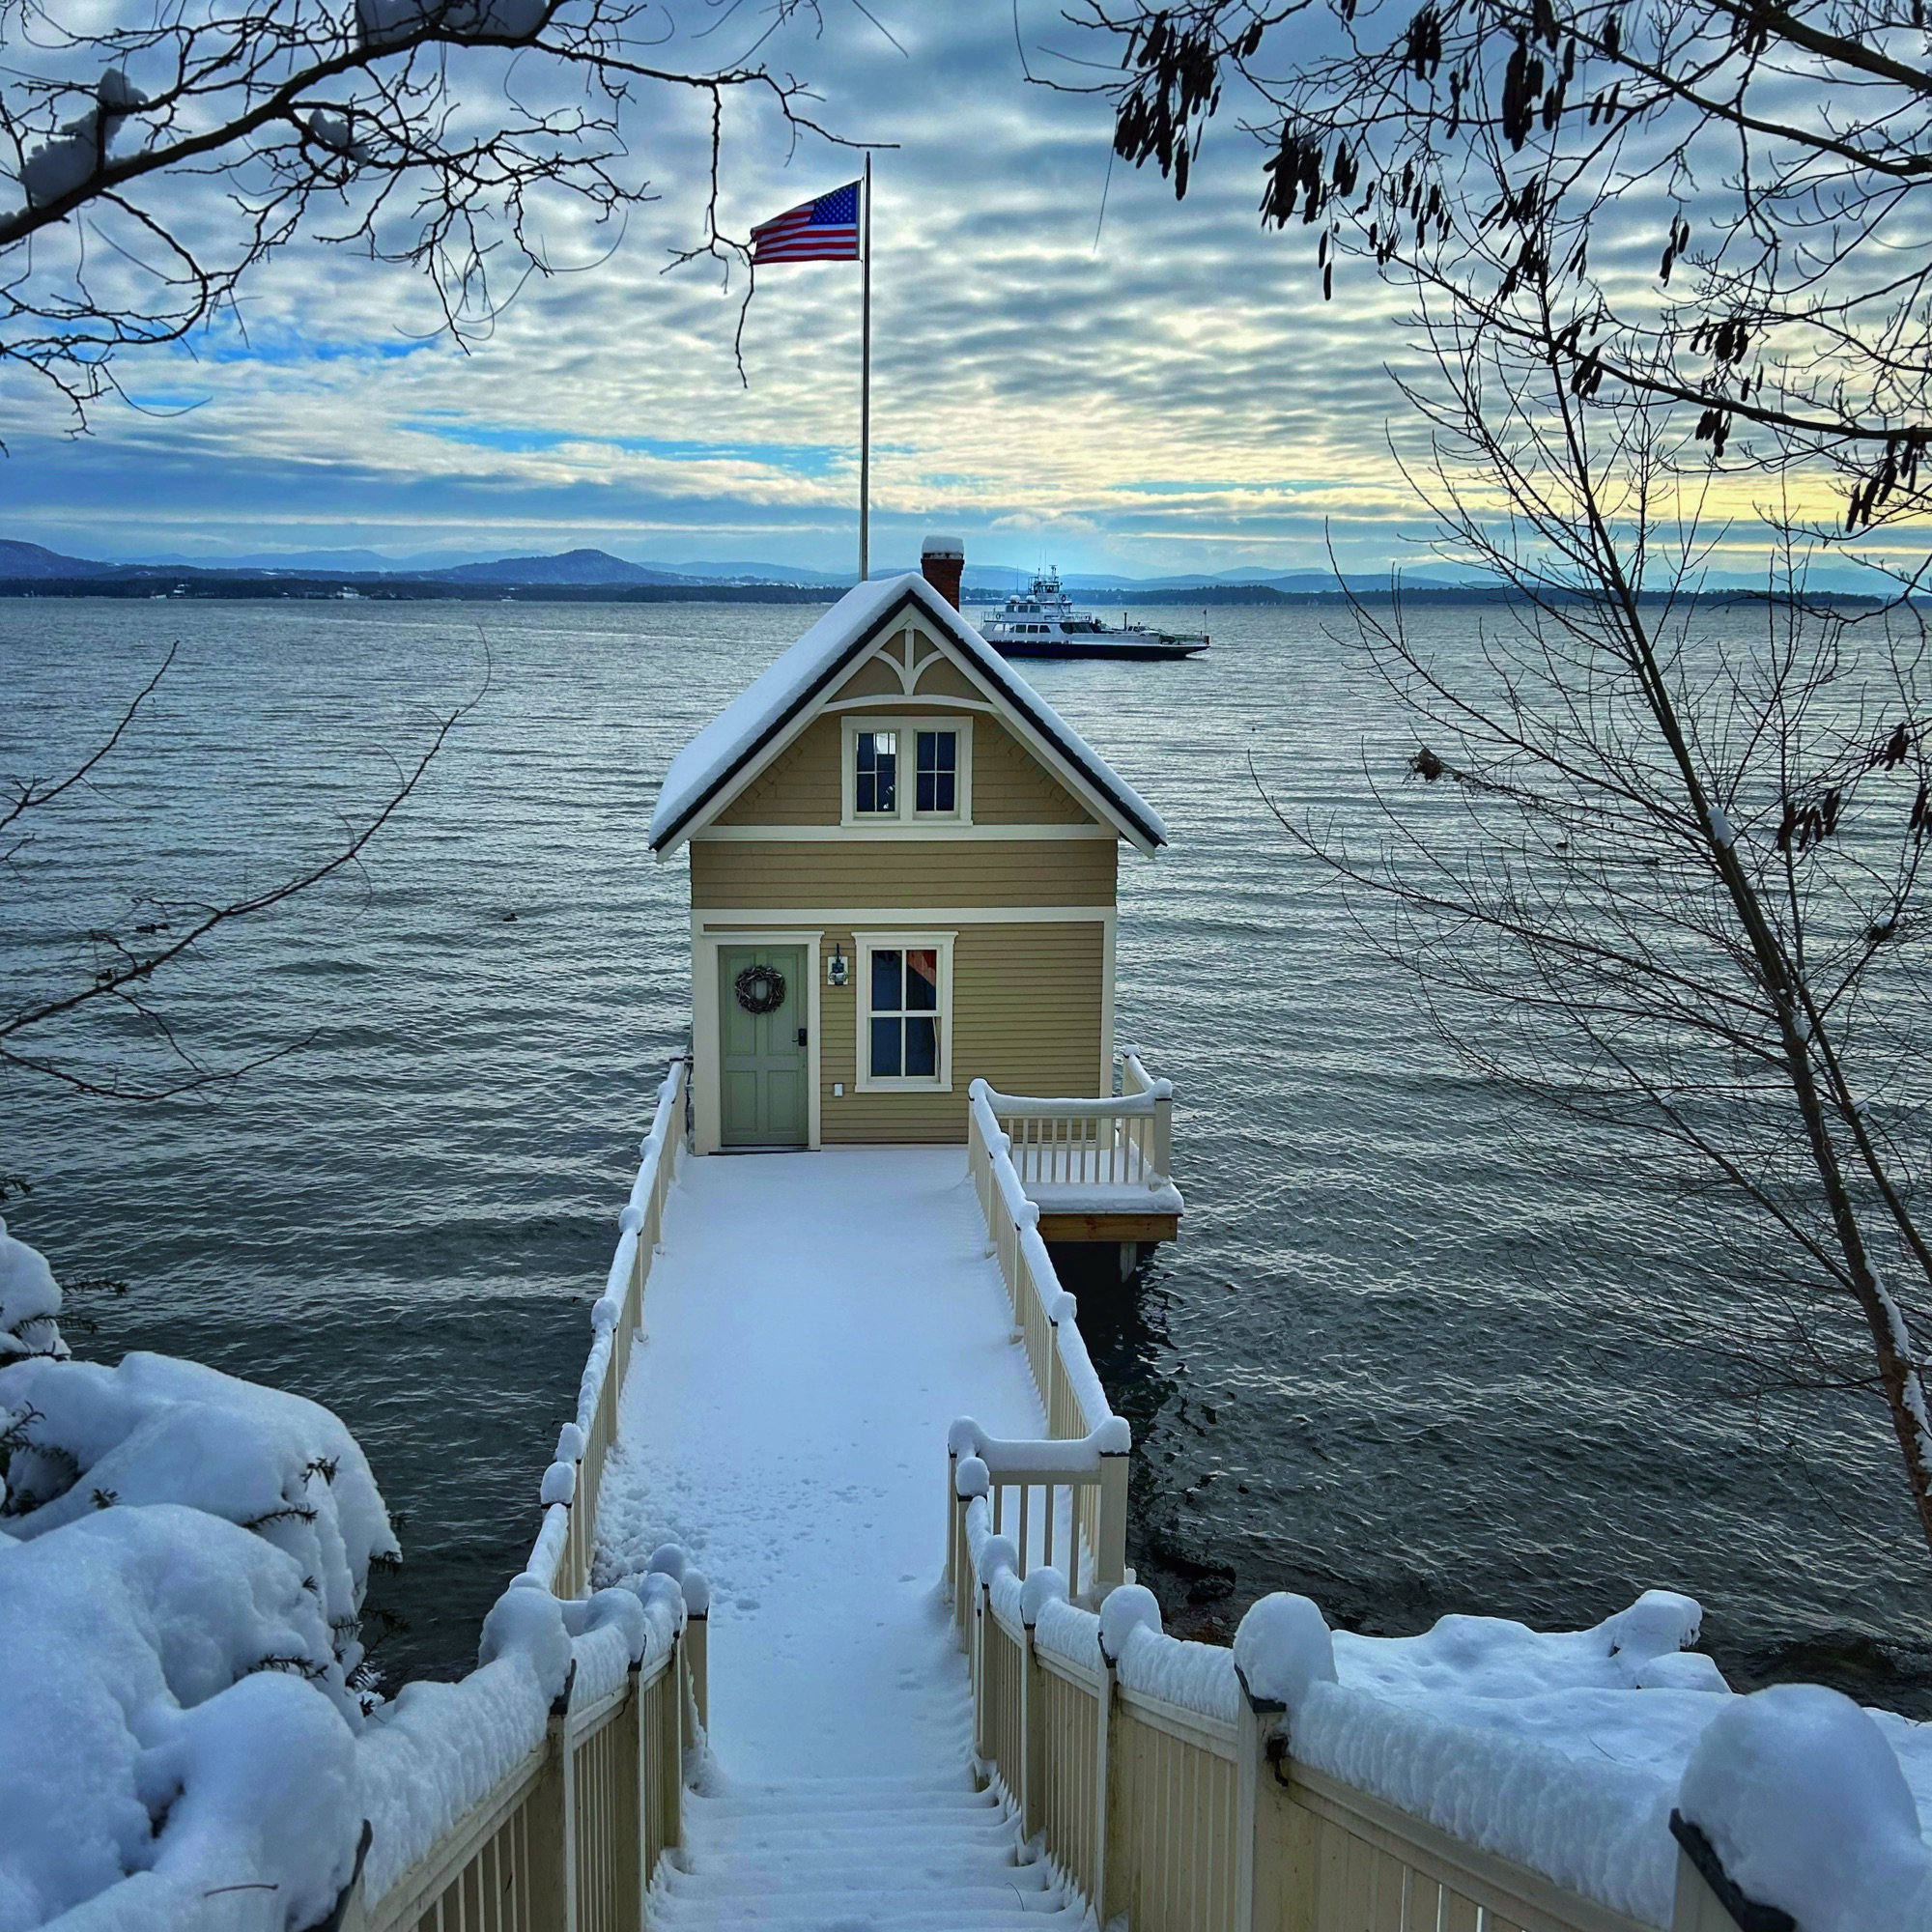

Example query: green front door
[719,946,809,1148]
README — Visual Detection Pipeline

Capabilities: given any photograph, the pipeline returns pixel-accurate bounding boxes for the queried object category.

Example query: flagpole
[859,153,872,582]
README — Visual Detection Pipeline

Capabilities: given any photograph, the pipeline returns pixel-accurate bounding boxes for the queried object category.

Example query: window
[856,730,897,813]
[858,934,952,1090]
[916,731,956,813]
[842,718,971,826]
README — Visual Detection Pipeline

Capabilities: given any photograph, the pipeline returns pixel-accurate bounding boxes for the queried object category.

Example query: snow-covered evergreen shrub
[0,1351,398,1678]
[0,1218,67,1362]
[0,1504,362,1929]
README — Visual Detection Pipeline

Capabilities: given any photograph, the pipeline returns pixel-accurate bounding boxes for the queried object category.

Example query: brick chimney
[921,535,964,610]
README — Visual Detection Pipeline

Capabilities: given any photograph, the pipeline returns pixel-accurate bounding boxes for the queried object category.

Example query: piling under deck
[593,1147,1046,1781]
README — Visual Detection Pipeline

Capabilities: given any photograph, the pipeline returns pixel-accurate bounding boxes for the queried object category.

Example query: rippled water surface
[5,598,1929,1708]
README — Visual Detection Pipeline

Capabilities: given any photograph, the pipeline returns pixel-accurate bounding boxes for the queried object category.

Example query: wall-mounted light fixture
[827,941,849,989]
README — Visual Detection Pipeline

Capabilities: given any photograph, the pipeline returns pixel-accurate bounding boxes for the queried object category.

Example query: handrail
[955,1497,1695,1932]
[980,1050,1176,1194]
[979,1084,1167,1117]
[343,1055,699,1932]
[527,1052,689,1597]
[957,1078,1131,1606]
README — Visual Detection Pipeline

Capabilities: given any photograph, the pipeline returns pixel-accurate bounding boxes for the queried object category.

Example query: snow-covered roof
[648,573,1168,854]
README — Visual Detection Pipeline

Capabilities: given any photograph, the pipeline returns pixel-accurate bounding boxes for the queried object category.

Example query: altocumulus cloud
[0,1,1868,577]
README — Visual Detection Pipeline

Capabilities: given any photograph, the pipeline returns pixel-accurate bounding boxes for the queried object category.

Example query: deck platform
[591,1147,1093,1922]
[594,1148,1043,1779]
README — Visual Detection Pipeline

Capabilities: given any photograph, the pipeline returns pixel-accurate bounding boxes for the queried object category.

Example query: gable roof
[648,573,1168,855]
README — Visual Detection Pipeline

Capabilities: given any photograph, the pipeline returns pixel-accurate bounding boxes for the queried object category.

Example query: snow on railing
[527,1052,689,1600]
[956,1498,1932,1932]
[958,1076,1132,1608]
[980,1051,1175,1194]
[337,1054,702,1932]
[951,1274,1932,1932]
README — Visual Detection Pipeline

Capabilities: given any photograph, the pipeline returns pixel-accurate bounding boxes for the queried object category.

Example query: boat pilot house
[648,539,1180,1245]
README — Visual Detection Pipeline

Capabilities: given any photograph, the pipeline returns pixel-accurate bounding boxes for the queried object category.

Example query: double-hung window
[844,718,970,825]
[855,730,897,813]
[915,730,956,813]
[860,936,952,1090]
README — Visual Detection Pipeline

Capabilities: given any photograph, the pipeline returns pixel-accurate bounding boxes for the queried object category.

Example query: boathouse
[649,538,1167,1157]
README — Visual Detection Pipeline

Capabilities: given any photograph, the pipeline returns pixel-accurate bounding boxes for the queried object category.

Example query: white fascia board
[650,576,1167,858]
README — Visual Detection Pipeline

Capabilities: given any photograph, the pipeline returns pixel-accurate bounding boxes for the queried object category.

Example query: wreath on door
[733,963,787,1015]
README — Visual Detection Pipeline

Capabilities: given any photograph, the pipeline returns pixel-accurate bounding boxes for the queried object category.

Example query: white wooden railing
[954,1490,1757,1932]
[954,1050,1766,1932]
[335,1054,697,1932]
[978,1045,1174,1194]
[528,1055,691,1604]
[960,1076,1131,1606]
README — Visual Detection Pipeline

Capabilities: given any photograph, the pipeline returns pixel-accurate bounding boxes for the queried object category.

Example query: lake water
[4,597,1929,1712]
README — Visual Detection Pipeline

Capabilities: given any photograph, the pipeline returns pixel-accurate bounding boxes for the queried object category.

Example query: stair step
[649,1900,1085,1931]
[696,1782,995,1819]
[656,1770,1082,1928]
[670,1841,1038,1879]
[683,1816,1019,1852]
[663,1861,1055,1899]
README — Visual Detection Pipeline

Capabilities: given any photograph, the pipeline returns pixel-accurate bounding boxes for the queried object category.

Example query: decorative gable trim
[649,578,1166,857]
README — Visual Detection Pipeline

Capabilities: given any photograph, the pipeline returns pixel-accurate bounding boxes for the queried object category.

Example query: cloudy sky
[0,3,1856,579]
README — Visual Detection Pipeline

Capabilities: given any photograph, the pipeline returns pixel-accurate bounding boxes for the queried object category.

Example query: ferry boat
[976,566,1208,661]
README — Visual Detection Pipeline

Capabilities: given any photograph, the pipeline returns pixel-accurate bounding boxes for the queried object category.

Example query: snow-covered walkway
[595,1148,1074,1926]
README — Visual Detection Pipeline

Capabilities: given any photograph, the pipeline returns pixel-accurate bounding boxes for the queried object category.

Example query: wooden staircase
[649,1774,1084,1929]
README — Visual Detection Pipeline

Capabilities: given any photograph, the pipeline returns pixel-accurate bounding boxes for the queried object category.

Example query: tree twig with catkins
[1067,0,1932,1567]
[1,643,488,1098]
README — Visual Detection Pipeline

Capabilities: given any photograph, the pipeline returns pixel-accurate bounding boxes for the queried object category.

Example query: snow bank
[0,1506,360,1931]
[0,1220,66,1362]
[648,574,1167,851]
[1678,1685,1932,1932]
[0,1353,396,1674]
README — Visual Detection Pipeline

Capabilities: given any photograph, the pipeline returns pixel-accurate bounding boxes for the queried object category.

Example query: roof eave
[649,578,1167,857]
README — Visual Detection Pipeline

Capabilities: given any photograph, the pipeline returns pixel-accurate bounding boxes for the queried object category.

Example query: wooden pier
[312,570,1795,1932]
[330,1048,1754,1932]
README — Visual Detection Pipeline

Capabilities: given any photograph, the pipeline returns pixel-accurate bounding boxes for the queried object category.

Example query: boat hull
[990,637,1208,661]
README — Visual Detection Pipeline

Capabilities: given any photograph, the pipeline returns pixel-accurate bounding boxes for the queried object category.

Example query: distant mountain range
[0,540,1503,596]
[0,536,1900,601]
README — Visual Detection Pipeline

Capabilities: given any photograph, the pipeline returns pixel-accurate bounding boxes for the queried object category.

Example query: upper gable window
[915,731,956,813]
[842,717,971,827]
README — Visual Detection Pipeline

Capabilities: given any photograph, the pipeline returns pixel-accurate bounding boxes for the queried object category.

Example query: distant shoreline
[0,575,1889,610]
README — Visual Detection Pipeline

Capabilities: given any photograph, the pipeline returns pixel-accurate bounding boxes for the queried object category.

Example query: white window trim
[856,930,955,1093]
[841,715,974,828]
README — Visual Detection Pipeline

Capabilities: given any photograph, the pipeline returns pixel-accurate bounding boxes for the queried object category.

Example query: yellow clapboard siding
[817,923,1104,1142]
[715,716,843,825]
[710,711,1097,827]
[693,838,1117,909]
[975,716,1094,823]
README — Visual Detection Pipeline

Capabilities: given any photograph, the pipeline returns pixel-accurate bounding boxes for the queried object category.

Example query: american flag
[751,182,862,265]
